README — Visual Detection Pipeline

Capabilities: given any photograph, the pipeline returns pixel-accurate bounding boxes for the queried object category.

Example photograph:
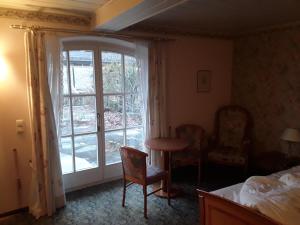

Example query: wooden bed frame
[197,190,281,225]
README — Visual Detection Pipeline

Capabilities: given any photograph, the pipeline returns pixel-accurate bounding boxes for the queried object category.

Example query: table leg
[154,151,180,198]
[162,151,169,192]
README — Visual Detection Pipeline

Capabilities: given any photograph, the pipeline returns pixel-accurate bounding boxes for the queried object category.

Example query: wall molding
[0,7,91,26]
[125,25,232,39]
[0,207,28,218]
[127,21,300,39]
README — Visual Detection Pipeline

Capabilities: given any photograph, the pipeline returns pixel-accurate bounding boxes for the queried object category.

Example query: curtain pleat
[25,30,65,219]
[148,41,169,167]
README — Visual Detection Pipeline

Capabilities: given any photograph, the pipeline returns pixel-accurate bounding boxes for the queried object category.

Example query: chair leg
[198,160,202,186]
[122,179,126,207]
[167,175,170,206]
[143,185,148,219]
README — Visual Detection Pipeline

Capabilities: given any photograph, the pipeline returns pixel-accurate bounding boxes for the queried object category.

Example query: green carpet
[0,180,199,225]
[0,166,245,225]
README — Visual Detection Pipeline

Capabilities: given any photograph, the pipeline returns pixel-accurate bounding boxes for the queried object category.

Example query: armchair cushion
[219,109,248,148]
[208,147,246,165]
[172,150,200,168]
[207,105,252,170]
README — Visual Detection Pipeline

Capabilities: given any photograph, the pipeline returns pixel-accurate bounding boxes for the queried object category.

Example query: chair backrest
[176,124,205,151]
[215,105,252,149]
[119,146,148,184]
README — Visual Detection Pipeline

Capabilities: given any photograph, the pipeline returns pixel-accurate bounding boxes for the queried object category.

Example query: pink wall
[166,37,233,135]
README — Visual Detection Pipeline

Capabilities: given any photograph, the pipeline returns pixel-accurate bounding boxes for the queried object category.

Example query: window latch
[97,113,100,132]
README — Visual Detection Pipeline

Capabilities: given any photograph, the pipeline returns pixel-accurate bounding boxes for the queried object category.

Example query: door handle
[97,113,100,132]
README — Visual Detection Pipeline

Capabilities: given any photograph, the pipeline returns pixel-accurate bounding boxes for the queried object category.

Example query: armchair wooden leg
[122,179,126,207]
[143,185,148,219]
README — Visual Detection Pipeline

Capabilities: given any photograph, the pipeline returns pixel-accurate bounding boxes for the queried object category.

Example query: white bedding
[212,166,300,225]
[212,165,300,202]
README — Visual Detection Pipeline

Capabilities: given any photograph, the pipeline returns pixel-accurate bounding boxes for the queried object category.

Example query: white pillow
[279,173,300,186]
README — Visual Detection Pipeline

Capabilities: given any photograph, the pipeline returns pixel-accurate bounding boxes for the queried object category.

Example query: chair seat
[172,149,200,168]
[208,148,246,165]
[146,165,166,184]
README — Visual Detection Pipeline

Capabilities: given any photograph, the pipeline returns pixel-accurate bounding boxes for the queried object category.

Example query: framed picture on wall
[197,70,211,92]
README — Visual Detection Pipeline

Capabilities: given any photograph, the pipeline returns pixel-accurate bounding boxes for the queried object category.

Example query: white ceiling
[0,0,110,16]
[129,0,300,35]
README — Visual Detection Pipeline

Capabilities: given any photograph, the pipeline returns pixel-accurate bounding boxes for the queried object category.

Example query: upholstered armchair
[172,124,205,183]
[207,105,252,174]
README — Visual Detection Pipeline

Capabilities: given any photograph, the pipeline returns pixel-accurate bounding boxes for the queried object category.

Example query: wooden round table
[145,137,189,198]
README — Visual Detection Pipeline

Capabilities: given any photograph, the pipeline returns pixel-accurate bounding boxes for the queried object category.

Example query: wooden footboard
[197,189,281,225]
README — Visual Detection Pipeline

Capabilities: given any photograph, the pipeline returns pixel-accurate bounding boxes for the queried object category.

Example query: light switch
[16,119,25,133]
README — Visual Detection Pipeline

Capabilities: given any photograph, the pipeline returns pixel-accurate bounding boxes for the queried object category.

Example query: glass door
[60,49,102,190]
[101,51,144,179]
[59,44,146,190]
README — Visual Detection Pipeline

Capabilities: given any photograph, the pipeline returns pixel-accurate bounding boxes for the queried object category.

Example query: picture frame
[197,70,211,92]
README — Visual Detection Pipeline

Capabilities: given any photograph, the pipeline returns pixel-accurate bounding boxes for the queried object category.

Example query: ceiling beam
[94,0,188,31]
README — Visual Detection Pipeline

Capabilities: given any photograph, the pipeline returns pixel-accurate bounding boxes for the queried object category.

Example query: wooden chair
[120,146,170,218]
[172,124,205,183]
[207,105,252,174]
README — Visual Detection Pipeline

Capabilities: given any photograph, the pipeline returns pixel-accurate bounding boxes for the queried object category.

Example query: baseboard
[0,207,28,218]
[65,175,122,193]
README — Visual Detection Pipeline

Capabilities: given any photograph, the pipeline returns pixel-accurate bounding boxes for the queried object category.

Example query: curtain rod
[10,24,173,41]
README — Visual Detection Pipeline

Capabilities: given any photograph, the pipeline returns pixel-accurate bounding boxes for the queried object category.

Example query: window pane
[62,51,69,95]
[74,134,98,171]
[125,55,139,93]
[60,137,73,174]
[102,52,122,93]
[69,50,95,94]
[126,94,143,127]
[72,96,97,134]
[126,128,144,151]
[105,130,124,164]
[61,97,72,136]
[104,95,123,130]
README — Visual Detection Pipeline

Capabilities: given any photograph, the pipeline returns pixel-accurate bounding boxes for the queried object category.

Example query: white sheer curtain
[135,40,168,167]
[46,34,64,132]
[25,30,65,219]
[135,41,150,150]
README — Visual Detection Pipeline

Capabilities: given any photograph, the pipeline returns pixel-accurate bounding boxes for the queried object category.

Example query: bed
[197,165,300,225]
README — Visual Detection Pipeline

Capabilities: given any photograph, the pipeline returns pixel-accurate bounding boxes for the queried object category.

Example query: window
[102,52,144,165]
[59,41,146,175]
[60,50,98,174]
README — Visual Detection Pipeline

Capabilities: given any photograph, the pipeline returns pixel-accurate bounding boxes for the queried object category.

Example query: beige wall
[0,18,31,213]
[0,18,233,213]
[0,18,87,214]
[167,37,233,135]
